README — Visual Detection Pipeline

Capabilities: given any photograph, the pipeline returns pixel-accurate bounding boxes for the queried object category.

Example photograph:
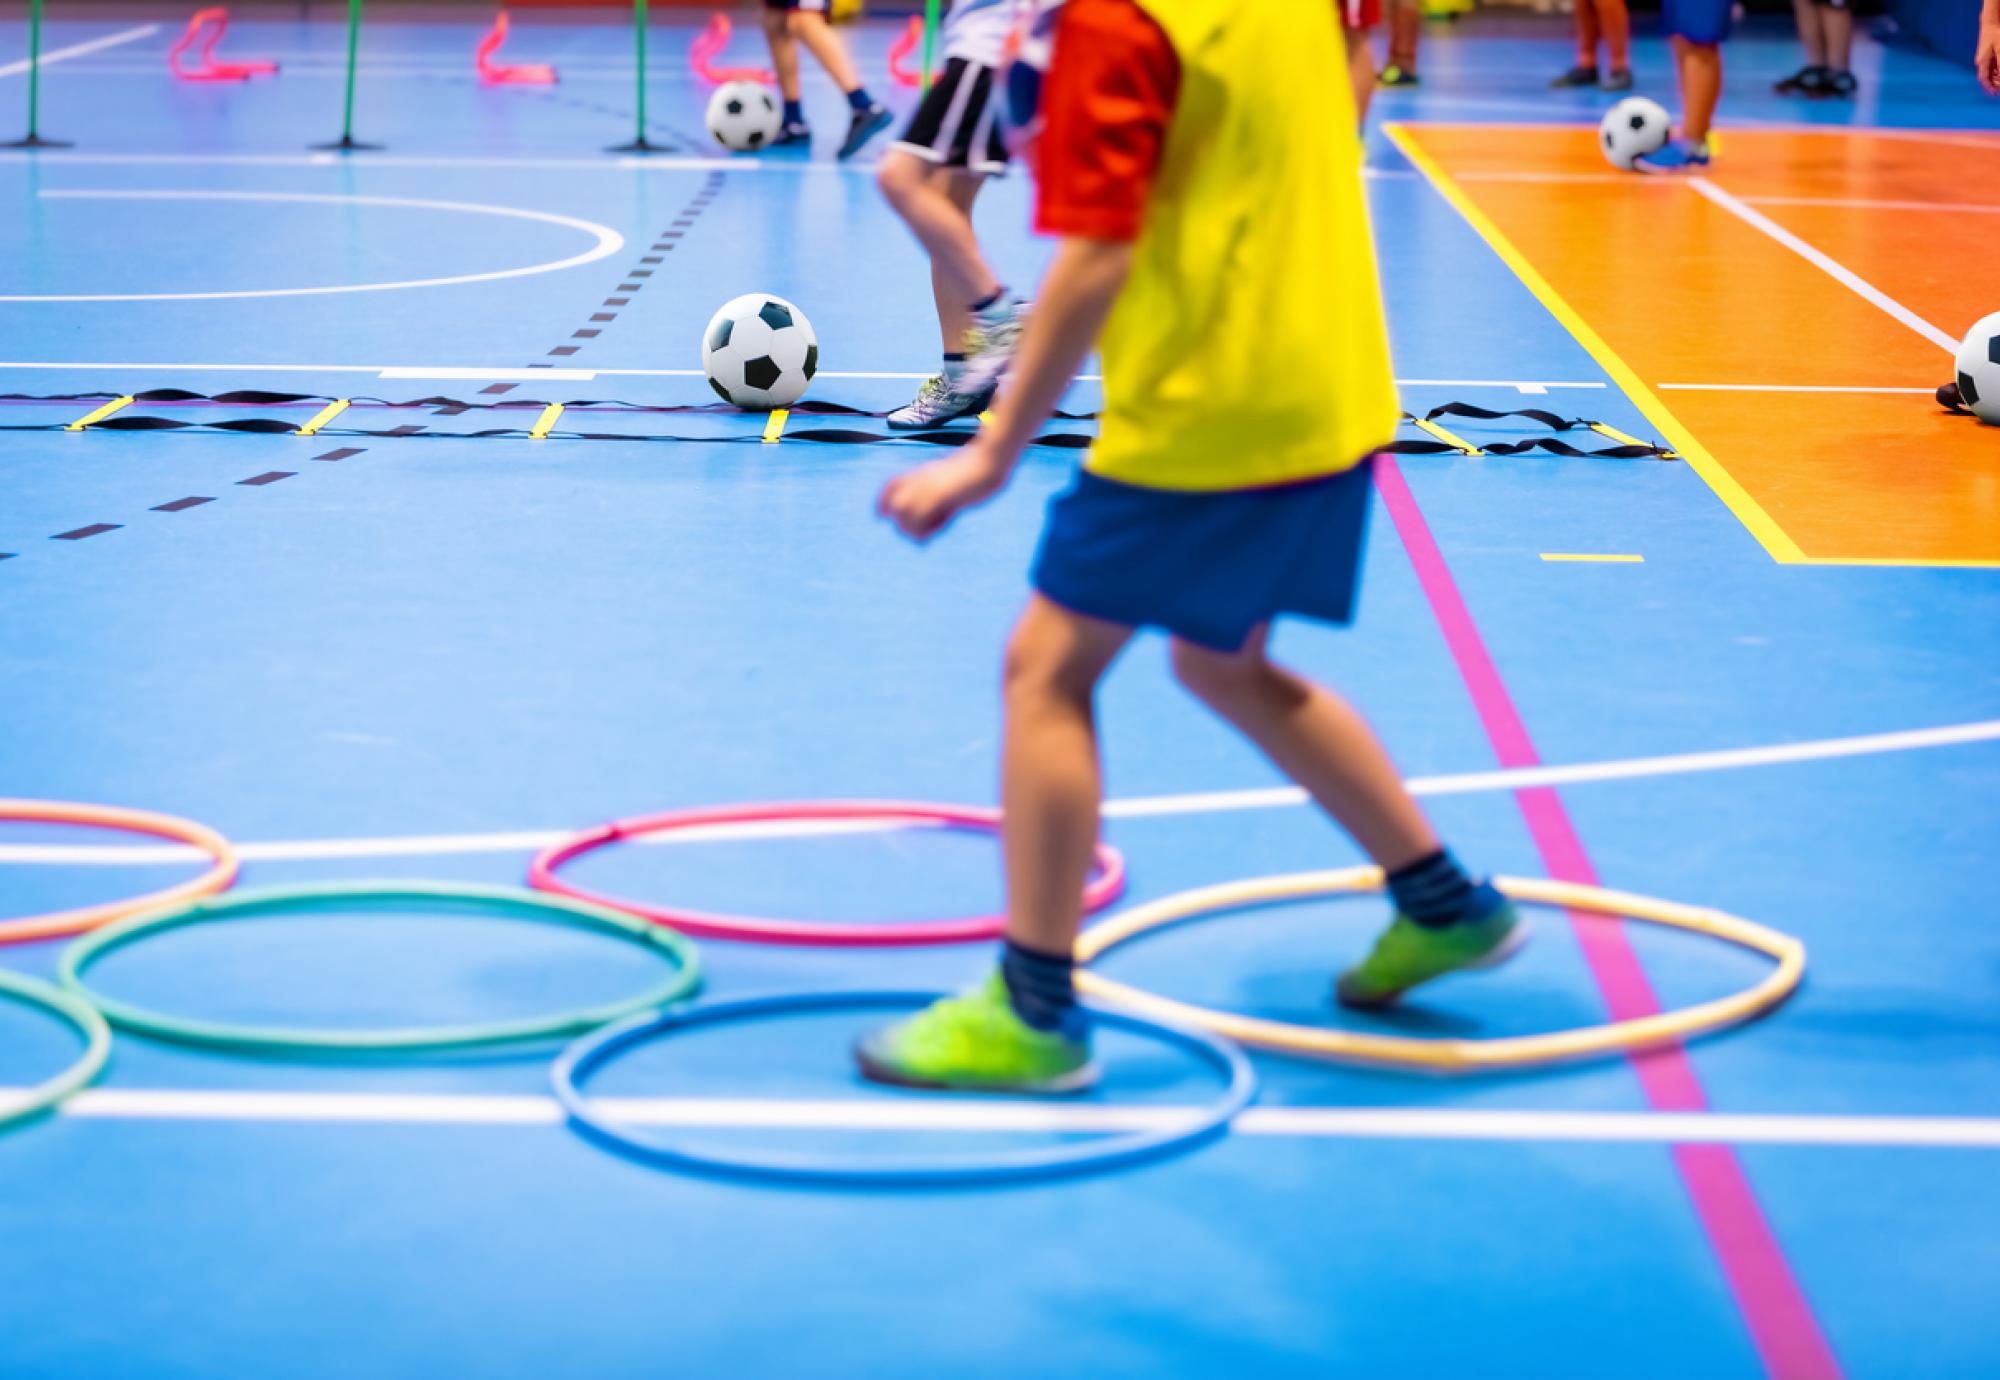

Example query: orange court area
[1391,124,2000,567]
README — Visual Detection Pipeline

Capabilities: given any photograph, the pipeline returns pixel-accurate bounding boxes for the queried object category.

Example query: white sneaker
[956,300,1029,399]
[885,372,994,429]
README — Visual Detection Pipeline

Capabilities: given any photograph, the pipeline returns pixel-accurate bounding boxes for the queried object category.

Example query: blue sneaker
[838,103,893,160]
[1633,137,1712,174]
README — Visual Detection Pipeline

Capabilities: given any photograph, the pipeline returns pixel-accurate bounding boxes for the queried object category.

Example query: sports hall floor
[2,7,1996,1377]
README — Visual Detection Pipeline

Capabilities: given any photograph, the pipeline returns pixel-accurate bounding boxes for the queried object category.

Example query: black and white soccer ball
[706,80,781,153]
[1954,311,2000,425]
[702,293,818,409]
[1600,96,1671,171]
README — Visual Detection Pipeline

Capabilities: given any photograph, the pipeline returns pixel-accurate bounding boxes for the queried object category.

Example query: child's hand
[877,444,1011,542]
[1982,18,1999,95]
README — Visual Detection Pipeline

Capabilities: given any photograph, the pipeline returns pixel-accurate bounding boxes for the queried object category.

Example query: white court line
[1688,178,1960,355]
[28,1089,2000,1148]
[0,24,160,79]
[2,191,623,303]
[1743,195,2000,216]
[3,719,1994,867]
[1658,383,1938,395]
[0,362,1598,393]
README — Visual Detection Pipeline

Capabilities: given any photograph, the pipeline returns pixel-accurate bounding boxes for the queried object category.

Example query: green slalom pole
[921,0,940,93]
[610,0,653,151]
[7,0,71,148]
[314,0,380,149]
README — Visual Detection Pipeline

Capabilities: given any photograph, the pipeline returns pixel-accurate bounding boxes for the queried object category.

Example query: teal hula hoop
[59,881,700,1055]
[0,968,112,1129]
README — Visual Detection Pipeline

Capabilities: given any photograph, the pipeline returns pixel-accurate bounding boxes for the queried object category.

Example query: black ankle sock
[782,99,805,127]
[846,87,874,112]
[1000,938,1077,1032]
[1387,849,1505,930]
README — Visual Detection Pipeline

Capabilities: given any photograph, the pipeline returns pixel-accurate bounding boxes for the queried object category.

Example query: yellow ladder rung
[1413,416,1485,456]
[66,396,134,432]
[529,402,564,441]
[295,399,350,437]
[762,409,789,444]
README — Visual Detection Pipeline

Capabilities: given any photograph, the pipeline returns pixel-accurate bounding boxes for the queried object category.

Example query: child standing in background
[761,0,892,158]
[1552,0,1632,91]
[1635,0,1727,171]
[875,0,1049,428]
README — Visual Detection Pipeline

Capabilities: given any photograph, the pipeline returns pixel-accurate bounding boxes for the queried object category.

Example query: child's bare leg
[1168,627,1437,871]
[878,153,1001,337]
[1822,3,1855,72]
[1678,37,1723,141]
[790,10,862,94]
[1344,25,1378,123]
[762,8,802,103]
[1000,596,1133,955]
[1388,2,1423,69]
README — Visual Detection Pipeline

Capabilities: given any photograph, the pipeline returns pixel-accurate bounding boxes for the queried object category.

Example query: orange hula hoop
[0,799,239,946]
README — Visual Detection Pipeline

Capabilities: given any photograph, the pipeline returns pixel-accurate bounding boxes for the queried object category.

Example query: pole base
[608,137,668,154]
[4,134,73,148]
[311,135,384,152]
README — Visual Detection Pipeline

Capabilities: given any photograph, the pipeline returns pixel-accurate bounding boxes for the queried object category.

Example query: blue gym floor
[3,8,1998,1377]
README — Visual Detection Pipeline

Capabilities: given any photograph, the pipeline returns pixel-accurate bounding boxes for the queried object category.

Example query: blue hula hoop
[550,989,1257,1188]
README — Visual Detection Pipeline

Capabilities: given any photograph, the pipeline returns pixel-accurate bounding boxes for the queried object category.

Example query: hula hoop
[551,989,1256,1187]
[0,799,239,946]
[59,881,701,1055]
[0,967,113,1129]
[529,801,1127,947]
[1074,868,1806,1073]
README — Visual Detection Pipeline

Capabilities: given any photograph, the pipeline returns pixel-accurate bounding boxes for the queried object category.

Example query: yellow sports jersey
[1085,0,1401,492]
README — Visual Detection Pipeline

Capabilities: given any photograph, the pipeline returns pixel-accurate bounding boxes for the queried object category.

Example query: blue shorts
[1663,0,1733,45]
[1030,461,1375,653]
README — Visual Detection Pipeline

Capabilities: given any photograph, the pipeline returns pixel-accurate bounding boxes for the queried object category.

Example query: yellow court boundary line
[1384,124,1808,565]
[761,409,788,444]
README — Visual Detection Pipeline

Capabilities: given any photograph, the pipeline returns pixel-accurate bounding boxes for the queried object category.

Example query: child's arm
[1980,0,1999,95]
[878,237,1130,542]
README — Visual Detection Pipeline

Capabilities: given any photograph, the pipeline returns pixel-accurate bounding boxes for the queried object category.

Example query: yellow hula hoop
[0,800,239,946]
[1074,868,1806,1073]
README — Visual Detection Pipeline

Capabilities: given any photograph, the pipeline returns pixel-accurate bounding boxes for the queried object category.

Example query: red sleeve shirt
[1032,0,1182,243]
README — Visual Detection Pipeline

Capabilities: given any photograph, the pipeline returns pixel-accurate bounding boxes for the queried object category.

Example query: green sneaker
[855,972,1098,1094]
[1335,902,1526,1009]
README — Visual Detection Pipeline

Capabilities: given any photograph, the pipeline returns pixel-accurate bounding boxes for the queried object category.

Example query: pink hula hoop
[528,801,1126,947]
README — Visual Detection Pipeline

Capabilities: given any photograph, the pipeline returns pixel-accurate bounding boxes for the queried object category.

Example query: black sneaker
[1774,65,1829,95]
[770,122,811,150]
[1550,65,1599,89]
[1378,64,1421,87]
[838,103,892,160]
[1601,68,1633,92]
[1822,69,1858,98]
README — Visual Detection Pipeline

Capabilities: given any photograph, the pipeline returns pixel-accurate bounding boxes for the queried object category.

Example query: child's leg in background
[998,597,1134,956]
[790,9,865,96]
[1168,627,1437,871]
[1821,1,1855,77]
[1344,24,1378,123]
[1387,0,1422,75]
[1790,0,1828,68]
[1599,0,1632,76]
[1575,0,1602,69]
[762,6,804,110]
[1677,35,1723,141]
[877,155,1000,352]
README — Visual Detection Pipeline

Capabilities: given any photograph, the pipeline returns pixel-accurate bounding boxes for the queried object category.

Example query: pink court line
[1371,458,1842,1380]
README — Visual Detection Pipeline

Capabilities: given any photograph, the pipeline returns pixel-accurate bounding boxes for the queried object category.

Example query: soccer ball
[1600,97,1672,171]
[706,81,781,153]
[702,293,818,409]
[1954,311,2000,424]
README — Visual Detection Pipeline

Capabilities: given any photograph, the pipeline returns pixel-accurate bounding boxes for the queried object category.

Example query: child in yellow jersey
[859,0,1522,1093]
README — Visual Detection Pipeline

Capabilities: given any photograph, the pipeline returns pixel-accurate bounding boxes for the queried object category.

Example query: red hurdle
[476,12,558,86]
[167,7,278,83]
